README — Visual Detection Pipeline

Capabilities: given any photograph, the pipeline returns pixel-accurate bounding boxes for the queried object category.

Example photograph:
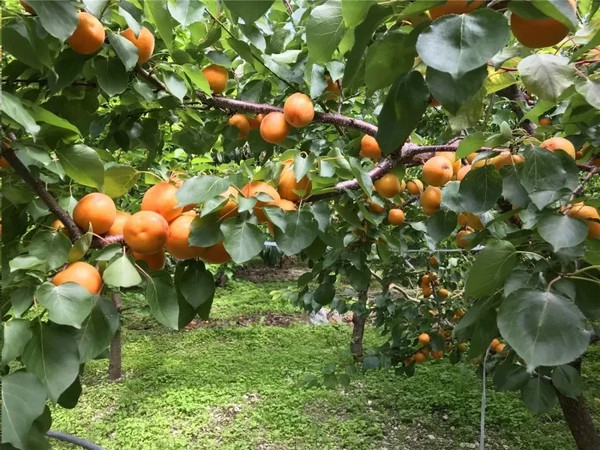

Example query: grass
[51,279,600,449]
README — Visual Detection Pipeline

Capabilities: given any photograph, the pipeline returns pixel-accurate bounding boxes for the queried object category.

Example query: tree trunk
[556,359,600,450]
[108,294,122,381]
[350,290,368,362]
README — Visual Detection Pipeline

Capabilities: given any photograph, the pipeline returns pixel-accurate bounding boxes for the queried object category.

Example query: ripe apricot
[540,137,576,159]
[418,333,430,345]
[465,212,484,231]
[466,152,478,164]
[73,193,117,235]
[456,229,472,248]
[248,114,264,129]
[123,211,169,255]
[121,26,154,64]
[165,214,205,260]
[133,249,166,271]
[495,343,506,353]
[324,76,341,99]
[458,343,467,352]
[217,186,239,220]
[52,262,102,294]
[431,350,444,359]
[539,117,552,126]
[278,159,312,201]
[421,274,430,286]
[228,114,250,139]
[283,93,314,128]
[20,0,36,14]
[67,12,105,55]
[374,173,402,198]
[510,1,574,48]
[200,241,231,264]
[457,164,471,181]
[568,204,600,239]
[429,0,484,20]
[202,64,228,94]
[369,200,385,214]
[360,135,382,161]
[141,182,183,223]
[420,186,442,216]
[438,288,449,298]
[51,219,69,237]
[423,155,453,186]
[387,209,405,226]
[414,351,427,363]
[0,157,10,168]
[260,112,290,144]
[493,152,525,169]
[436,151,461,176]
[406,179,424,195]
[241,181,281,222]
[429,255,438,267]
[106,211,131,236]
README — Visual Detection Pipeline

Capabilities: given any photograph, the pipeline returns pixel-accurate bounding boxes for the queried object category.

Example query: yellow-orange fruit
[202,64,229,94]
[248,114,264,129]
[418,333,430,345]
[466,152,478,164]
[241,181,281,222]
[141,182,183,223]
[324,76,341,99]
[283,93,314,128]
[67,12,105,55]
[121,26,154,64]
[423,155,453,186]
[266,199,296,234]
[540,137,576,159]
[436,151,461,176]
[568,204,600,239]
[420,186,442,215]
[388,209,405,226]
[539,117,552,126]
[510,2,573,49]
[456,229,472,248]
[495,343,507,353]
[429,255,438,267]
[429,0,484,20]
[458,343,467,352]
[73,193,117,235]
[51,219,70,237]
[123,211,169,255]
[20,0,36,14]
[407,179,424,195]
[491,338,501,349]
[414,351,427,363]
[493,152,525,169]
[0,157,10,168]
[421,274,430,286]
[200,241,231,264]
[228,114,251,139]
[217,186,239,220]
[458,212,468,226]
[278,160,311,201]
[431,350,444,359]
[369,200,385,214]
[457,164,471,181]
[439,288,449,298]
[465,212,484,231]
[165,214,205,260]
[52,262,102,294]
[360,135,382,161]
[106,211,131,236]
[133,249,166,271]
[374,173,402,198]
[260,112,290,144]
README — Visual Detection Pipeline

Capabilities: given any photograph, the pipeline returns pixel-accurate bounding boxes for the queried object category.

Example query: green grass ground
[51,279,600,449]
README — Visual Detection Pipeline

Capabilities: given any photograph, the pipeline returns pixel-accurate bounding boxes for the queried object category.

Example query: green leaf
[55,144,104,189]
[28,230,71,270]
[30,104,81,137]
[537,213,588,252]
[94,58,129,96]
[145,272,180,330]
[223,0,274,22]
[465,240,516,298]
[68,232,93,263]
[189,214,222,247]
[426,210,458,244]
[375,71,429,155]
[517,55,575,102]
[11,286,36,318]
[573,279,600,320]
[449,87,486,131]
[2,320,32,364]
[456,132,487,159]
[501,164,530,208]
[263,206,288,232]
[519,147,567,208]
[584,240,600,266]
[426,65,488,115]
[221,218,265,263]
[25,0,79,41]
[104,164,140,198]
[314,283,336,305]
[177,262,215,309]
[493,362,531,392]
[106,31,139,72]
[181,64,212,95]
[530,0,578,28]
[22,323,80,402]
[416,9,510,77]
[103,255,142,288]
[48,50,87,93]
[36,282,95,329]
[168,0,205,27]
[275,210,319,255]
[341,0,374,27]
[177,175,229,207]
[1,92,41,137]
[163,72,188,101]
[459,165,502,214]
[349,158,373,198]
[145,0,174,51]
[365,31,417,93]
[521,377,557,414]
[552,365,583,399]
[77,298,119,363]
[498,289,590,372]
[3,22,46,71]
[1,372,47,449]
[575,79,600,109]
[306,0,346,64]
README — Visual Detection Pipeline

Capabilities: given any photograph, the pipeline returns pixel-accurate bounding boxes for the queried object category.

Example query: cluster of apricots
[419,271,449,299]
[21,2,154,63]
[408,330,468,365]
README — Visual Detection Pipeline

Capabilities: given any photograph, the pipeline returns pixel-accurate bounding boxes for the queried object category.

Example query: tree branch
[498,84,537,135]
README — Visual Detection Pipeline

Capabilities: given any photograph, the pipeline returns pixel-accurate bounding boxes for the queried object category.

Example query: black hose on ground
[46,430,104,450]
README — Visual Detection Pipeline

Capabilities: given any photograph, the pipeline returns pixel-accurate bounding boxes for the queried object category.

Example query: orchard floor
[52,279,600,450]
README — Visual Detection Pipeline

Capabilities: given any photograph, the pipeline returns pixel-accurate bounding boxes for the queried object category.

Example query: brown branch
[1,134,82,241]
[498,84,536,135]
[92,234,125,248]
[564,166,599,214]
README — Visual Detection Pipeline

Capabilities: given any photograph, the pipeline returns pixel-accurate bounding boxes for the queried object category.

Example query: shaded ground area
[51,279,600,450]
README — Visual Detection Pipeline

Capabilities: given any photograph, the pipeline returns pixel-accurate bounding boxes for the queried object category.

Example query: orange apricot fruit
[456,229,472,248]
[423,155,453,186]
[539,117,552,126]
[200,241,231,264]
[73,193,117,235]
[567,204,600,239]
[278,159,312,201]
[121,26,154,64]
[241,181,281,222]
[387,209,405,226]
[431,350,444,359]
[248,114,264,129]
[283,93,314,128]
[260,112,290,144]
[360,135,382,161]
[106,211,131,236]
[228,114,251,139]
[414,352,427,363]
[133,249,166,271]
[457,164,471,181]
[67,12,105,55]
[540,137,576,159]
[202,64,229,94]
[436,151,461,176]
[217,186,239,220]
[123,211,169,255]
[429,0,484,20]
[141,182,183,223]
[52,262,102,294]
[369,200,385,214]
[418,333,431,345]
[0,157,10,168]
[374,173,402,198]
[165,213,205,260]
[510,0,575,48]
[420,186,442,215]
[407,179,424,196]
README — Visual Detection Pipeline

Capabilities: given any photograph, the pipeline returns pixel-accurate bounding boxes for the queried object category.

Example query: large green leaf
[25,0,78,41]
[426,210,458,244]
[3,22,46,71]
[145,0,174,51]
[47,50,87,93]
[465,240,516,298]
[103,255,142,288]
[459,165,502,214]
[1,92,41,137]
[77,298,119,363]
[375,71,429,154]
[189,214,222,247]
[574,278,600,320]
[306,0,346,64]
[104,164,140,198]
[22,323,80,402]
[181,64,212,95]
[106,31,139,72]
[55,144,104,189]
[177,262,214,309]
[221,218,264,263]
[145,272,180,330]
[275,210,319,255]
[416,9,510,77]
[2,320,32,364]
[552,365,583,399]
[36,282,95,329]
[537,213,588,252]
[521,377,557,414]
[94,58,129,96]
[365,31,417,93]
[28,230,71,270]
[517,55,575,102]
[341,0,375,27]
[493,362,531,392]
[1,372,47,449]
[223,0,273,22]
[426,65,488,115]
[168,0,205,26]
[498,289,590,372]
[176,175,229,207]
[575,79,600,109]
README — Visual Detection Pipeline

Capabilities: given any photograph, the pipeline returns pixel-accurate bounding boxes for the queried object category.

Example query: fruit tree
[1,0,600,448]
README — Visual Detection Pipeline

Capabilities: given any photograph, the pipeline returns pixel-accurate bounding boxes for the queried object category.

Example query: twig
[565,166,599,210]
